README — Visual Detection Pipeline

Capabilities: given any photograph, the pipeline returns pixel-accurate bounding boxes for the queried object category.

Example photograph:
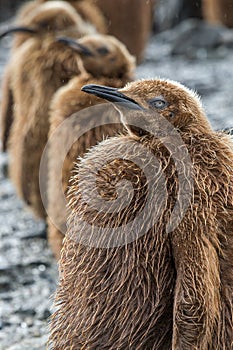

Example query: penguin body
[50,79,233,348]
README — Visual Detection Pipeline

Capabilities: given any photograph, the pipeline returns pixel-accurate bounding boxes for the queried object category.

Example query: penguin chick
[0,0,94,152]
[59,34,136,78]
[11,1,96,50]
[93,0,155,62]
[49,79,233,349]
[62,0,107,34]
[47,34,135,259]
[7,31,87,219]
[14,0,107,41]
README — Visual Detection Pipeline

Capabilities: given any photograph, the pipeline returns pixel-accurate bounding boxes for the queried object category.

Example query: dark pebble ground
[0,16,233,350]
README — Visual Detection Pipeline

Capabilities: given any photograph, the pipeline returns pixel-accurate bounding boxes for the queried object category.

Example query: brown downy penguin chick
[0,0,95,152]
[7,8,94,219]
[14,0,107,41]
[10,1,96,50]
[47,34,135,259]
[93,0,155,62]
[49,79,233,349]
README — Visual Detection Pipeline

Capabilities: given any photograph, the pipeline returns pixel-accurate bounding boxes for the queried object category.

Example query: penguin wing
[172,212,221,348]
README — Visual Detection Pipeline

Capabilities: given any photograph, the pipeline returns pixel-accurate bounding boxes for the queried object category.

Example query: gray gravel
[0,17,233,350]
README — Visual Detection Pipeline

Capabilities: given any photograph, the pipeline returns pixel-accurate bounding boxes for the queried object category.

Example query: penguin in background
[14,0,107,44]
[6,4,95,219]
[63,0,107,34]
[47,34,135,259]
[0,0,95,152]
[93,0,155,62]
[14,0,153,60]
[5,1,97,51]
[50,78,233,349]
[203,0,233,28]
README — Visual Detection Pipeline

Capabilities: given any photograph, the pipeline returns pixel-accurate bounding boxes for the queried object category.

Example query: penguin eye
[148,97,168,109]
[96,47,109,56]
[39,21,50,30]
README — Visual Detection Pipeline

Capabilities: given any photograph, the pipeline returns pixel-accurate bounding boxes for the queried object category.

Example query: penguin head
[25,2,94,35]
[56,34,135,79]
[81,79,212,137]
[0,2,94,45]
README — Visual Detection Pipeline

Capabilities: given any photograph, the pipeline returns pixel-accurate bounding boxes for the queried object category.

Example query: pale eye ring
[148,97,168,109]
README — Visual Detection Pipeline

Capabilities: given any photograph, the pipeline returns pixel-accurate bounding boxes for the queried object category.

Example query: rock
[15,308,36,317]
[154,0,202,33]
[0,0,24,22]
[153,0,182,32]
[168,19,233,58]
[221,127,233,136]
[5,334,48,350]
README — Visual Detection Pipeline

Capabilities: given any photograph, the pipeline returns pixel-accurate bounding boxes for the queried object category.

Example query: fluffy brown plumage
[93,0,155,61]
[7,8,94,218]
[47,34,135,259]
[49,79,233,349]
[0,1,94,152]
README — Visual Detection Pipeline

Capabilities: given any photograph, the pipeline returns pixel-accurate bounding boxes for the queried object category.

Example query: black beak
[81,84,144,110]
[0,26,37,39]
[56,37,94,56]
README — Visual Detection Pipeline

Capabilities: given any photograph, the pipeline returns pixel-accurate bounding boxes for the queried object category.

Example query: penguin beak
[81,84,144,110]
[56,37,94,56]
[0,26,37,39]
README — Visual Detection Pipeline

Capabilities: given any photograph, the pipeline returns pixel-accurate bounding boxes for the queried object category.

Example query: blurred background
[0,0,233,349]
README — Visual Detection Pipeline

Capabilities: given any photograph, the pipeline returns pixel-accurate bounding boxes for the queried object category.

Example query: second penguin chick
[14,0,107,40]
[0,0,94,152]
[47,34,135,259]
[10,1,96,50]
[7,31,88,219]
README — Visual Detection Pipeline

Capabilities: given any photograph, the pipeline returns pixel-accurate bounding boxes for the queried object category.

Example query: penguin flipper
[172,219,220,348]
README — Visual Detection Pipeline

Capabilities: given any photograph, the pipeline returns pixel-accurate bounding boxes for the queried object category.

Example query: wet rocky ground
[0,16,233,350]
